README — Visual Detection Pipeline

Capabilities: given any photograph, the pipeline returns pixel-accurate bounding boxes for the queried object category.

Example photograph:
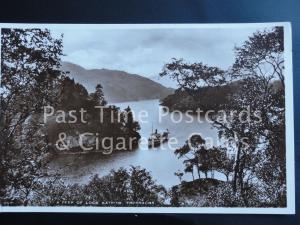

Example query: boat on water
[148,128,169,148]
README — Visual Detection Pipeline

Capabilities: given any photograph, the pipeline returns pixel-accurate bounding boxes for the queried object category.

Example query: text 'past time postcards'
[0,23,295,214]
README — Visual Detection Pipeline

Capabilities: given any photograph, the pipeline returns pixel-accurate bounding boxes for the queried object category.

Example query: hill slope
[61,62,174,103]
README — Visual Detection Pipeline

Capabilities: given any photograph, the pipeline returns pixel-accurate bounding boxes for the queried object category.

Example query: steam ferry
[148,128,169,148]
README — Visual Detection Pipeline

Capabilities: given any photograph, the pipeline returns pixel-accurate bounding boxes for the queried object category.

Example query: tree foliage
[37,166,167,206]
[0,28,143,206]
[0,28,65,205]
[164,27,286,207]
[175,134,233,181]
[160,58,226,100]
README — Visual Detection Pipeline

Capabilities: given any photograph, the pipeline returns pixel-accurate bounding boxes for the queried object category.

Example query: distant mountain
[61,62,174,103]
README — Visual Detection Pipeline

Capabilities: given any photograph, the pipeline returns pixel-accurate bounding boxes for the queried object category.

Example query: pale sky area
[52,27,263,79]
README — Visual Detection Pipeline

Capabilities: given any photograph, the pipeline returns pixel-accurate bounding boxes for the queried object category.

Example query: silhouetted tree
[42,166,166,206]
[90,83,107,106]
[0,28,65,205]
[174,170,184,183]
[163,27,286,207]
[159,58,226,101]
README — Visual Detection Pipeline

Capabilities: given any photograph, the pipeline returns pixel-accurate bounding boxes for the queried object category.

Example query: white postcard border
[0,22,295,214]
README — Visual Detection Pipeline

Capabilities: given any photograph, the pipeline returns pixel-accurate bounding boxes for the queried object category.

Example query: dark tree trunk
[197,168,201,179]
[232,144,241,193]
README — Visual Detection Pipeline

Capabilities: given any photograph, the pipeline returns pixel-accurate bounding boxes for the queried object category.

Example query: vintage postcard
[0,23,294,214]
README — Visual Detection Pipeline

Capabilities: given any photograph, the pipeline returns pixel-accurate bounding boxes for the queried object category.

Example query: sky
[52,27,261,81]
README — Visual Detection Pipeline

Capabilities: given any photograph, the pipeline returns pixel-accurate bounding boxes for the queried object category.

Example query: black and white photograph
[0,23,294,213]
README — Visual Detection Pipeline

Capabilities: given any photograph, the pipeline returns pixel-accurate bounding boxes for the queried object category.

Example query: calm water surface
[49,99,224,188]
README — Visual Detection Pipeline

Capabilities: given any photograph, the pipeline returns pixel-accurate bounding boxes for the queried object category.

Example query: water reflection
[49,99,224,188]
